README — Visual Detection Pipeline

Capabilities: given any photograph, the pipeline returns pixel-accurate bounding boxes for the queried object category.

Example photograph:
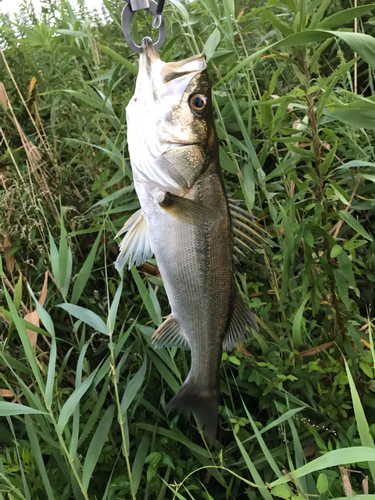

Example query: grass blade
[71,227,103,305]
[131,267,161,326]
[25,416,56,500]
[57,366,100,434]
[58,303,108,335]
[131,432,150,495]
[82,405,116,491]
[233,432,273,500]
[270,447,375,486]
[120,355,147,416]
[344,357,375,483]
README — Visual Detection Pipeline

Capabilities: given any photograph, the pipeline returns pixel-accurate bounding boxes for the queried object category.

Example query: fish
[115,37,268,446]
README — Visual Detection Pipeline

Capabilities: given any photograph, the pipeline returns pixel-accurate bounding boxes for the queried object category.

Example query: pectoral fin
[115,209,153,270]
[223,288,258,351]
[152,315,190,350]
[158,192,222,225]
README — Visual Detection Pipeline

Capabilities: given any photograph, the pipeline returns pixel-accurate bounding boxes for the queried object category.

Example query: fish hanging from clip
[117,14,268,446]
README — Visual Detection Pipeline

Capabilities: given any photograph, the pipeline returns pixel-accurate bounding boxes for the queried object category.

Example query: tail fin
[167,377,220,447]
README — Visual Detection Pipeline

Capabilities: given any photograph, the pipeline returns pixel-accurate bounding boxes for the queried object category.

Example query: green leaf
[131,433,150,495]
[27,285,56,409]
[99,44,138,74]
[27,284,55,336]
[120,355,147,416]
[48,229,60,287]
[359,362,373,379]
[328,30,375,68]
[219,148,238,174]
[203,29,221,62]
[333,269,350,310]
[0,351,33,375]
[316,473,328,494]
[0,402,47,416]
[135,422,210,457]
[241,398,283,477]
[92,185,135,208]
[317,4,375,30]
[324,107,375,130]
[337,251,356,288]
[0,262,45,393]
[108,280,123,334]
[60,46,89,58]
[363,174,375,182]
[233,433,273,498]
[147,350,180,394]
[321,497,375,500]
[270,447,375,486]
[279,30,332,47]
[57,28,88,37]
[330,245,343,258]
[339,211,373,241]
[71,227,103,304]
[13,273,23,313]
[271,485,291,499]
[309,0,331,29]
[131,267,161,326]
[58,215,72,299]
[263,11,293,37]
[292,293,310,347]
[169,0,190,23]
[344,358,375,483]
[58,303,108,335]
[229,356,241,365]
[62,90,107,110]
[45,337,57,409]
[319,144,337,175]
[57,365,100,434]
[82,405,116,491]
[25,416,56,500]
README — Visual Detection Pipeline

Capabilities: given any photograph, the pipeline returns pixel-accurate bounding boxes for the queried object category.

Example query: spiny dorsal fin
[223,288,258,351]
[158,192,222,225]
[115,209,153,270]
[152,315,190,350]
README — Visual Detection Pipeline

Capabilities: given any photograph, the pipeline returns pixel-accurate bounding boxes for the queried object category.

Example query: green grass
[1,0,375,498]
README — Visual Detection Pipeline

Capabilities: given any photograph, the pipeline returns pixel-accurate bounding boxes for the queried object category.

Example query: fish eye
[190,94,207,113]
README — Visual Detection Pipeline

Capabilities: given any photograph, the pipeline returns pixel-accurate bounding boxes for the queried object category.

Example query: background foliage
[1,0,375,498]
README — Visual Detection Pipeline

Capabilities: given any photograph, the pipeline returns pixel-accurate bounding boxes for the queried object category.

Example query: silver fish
[116,38,267,445]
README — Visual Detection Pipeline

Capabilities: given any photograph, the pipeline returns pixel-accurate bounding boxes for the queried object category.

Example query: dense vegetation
[1,0,375,498]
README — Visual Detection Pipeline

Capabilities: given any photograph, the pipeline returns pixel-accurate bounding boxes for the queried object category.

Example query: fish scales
[116,37,259,445]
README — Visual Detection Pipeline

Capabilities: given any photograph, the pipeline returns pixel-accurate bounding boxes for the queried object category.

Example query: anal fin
[115,209,153,270]
[152,315,190,350]
[223,288,258,351]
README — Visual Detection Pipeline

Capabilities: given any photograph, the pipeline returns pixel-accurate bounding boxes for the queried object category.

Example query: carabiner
[122,0,166,54]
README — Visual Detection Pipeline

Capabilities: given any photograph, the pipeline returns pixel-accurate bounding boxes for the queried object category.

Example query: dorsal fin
[228,199,269,259]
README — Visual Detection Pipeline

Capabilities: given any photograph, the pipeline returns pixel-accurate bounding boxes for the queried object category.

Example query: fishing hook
[121,0,166,54]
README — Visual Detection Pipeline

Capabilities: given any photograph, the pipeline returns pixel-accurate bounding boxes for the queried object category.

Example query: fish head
[127,38,216,190]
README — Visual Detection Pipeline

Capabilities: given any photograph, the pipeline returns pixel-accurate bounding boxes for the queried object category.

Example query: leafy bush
[1,0,375,498]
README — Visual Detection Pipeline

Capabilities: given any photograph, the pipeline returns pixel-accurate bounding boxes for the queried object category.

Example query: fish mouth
[165,142,203,150]
[140,36,206,80]
[140,36,162,71]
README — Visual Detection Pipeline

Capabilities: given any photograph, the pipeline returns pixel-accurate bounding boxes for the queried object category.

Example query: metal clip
[122,0,165,54]
[129,0,150,11]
